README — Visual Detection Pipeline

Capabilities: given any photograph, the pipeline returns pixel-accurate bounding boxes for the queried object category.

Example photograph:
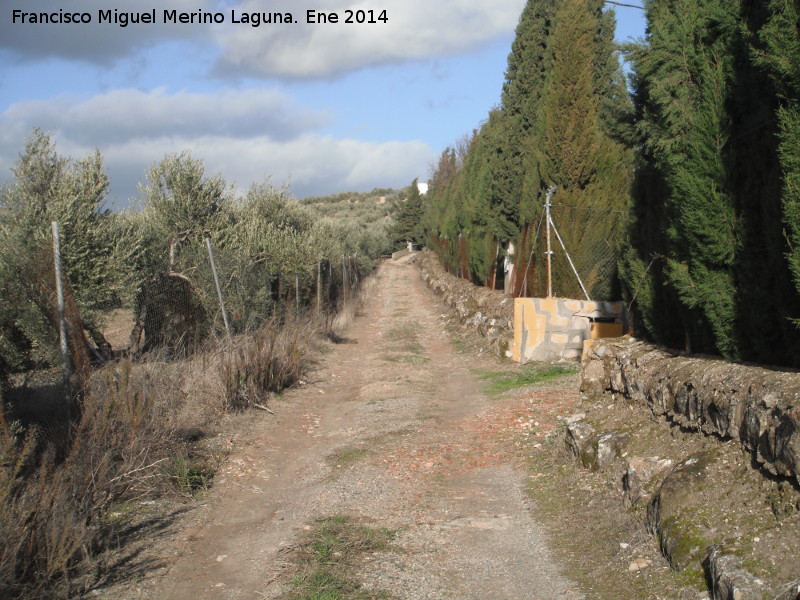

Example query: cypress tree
[500,0,557,226]
[391,179,425,248]
[624,0,800,364]
[723,0,800,364]
[753,0,800,337]
[423,0,634,298]
[537,0,632,299]
[624,0,741,357]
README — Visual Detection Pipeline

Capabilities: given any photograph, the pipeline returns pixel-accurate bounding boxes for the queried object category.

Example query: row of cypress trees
[423,0,633,299]
[621,0,800,365]
[422,0,800,367]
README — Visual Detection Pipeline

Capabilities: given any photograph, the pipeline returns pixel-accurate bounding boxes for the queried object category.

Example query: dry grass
[0,272,380,599]
[0,359,184,599]
[328,275,377,339]
[220,316,315,412]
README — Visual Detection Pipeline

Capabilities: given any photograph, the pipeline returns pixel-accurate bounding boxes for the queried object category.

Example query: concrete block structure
[512,297,627,363]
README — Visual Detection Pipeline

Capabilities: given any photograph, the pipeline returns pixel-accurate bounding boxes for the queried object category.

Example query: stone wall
[513,297,626,363]
[415,251,514,355]
[581,337,800,486]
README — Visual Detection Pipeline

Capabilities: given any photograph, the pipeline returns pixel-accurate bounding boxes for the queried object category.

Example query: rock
[703,546,770,600]
[580,358,607,399]
[646,451,717,571]
[565,421,596,467]
[565,413,586,425]
[628,558,653,571]
[596,432,630,469]
[565,422,628,471]
[416,250,513,356]
[623,456,674,507]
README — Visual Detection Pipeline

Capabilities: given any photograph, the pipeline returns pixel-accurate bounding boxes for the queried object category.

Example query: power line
[605,1,645,9]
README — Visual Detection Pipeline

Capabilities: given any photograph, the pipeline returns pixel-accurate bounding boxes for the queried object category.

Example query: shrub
[220,317,312,412]
[0,359,182,599]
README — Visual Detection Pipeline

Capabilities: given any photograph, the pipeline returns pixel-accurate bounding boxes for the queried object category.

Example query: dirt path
[105,256,585,600]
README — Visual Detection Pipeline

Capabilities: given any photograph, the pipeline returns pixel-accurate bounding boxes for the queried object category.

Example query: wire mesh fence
[129,241,365,356]
[6,223,369,389]
[515,203,624,301]
[431,203,625,302]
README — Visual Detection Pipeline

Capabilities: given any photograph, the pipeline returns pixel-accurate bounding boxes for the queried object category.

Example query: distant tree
[391,179,425,247]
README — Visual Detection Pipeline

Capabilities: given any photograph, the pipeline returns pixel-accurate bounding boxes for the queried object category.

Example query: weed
[221,317,312,412]
[451,338,468,354]
[0,358,183,599]
[277,516,395,600]
[386,323,417,341]
[385,354,428,364]
[384,337,427,364]
[170,455,212,498]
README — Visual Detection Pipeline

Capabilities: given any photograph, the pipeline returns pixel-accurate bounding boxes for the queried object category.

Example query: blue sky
[0,1,646,209]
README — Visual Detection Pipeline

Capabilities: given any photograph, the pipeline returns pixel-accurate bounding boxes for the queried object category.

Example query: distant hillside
[300,187,406,223]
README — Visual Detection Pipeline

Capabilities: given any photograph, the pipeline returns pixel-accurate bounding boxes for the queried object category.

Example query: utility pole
[545,186,556,298]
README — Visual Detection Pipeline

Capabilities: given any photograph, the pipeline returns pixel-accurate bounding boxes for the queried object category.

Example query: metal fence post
[545,186,555,298]
[295,273,300,317]
[205,236,231,341]
[51,221,71,385]
[317,261,322,316]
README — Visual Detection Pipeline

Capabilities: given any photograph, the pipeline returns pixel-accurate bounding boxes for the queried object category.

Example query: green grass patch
[385,354,429,364]
[278,516,396,600]
[451,338,469,354]
[170,454,213,498]
[474,363,579,396]
[328,447,370,468]
[386,323,418,342]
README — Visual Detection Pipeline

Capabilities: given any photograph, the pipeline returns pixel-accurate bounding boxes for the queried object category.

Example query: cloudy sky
[0,1,646,209]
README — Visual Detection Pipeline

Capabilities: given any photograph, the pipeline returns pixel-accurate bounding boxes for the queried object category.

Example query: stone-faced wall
[416,251,514,355]
[581,337,800,485]
[513,298,626,363]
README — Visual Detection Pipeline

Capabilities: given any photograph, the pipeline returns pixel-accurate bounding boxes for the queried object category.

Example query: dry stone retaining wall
[581,337,800,485]
[415,251,514,355]
[578,337,800,599]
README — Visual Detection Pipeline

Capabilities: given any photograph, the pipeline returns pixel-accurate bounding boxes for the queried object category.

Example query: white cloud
[3,88,332,145]
[0,90,436,207]
[214,0,526,78]
[1,0,525,78]
[85,135,434,207]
